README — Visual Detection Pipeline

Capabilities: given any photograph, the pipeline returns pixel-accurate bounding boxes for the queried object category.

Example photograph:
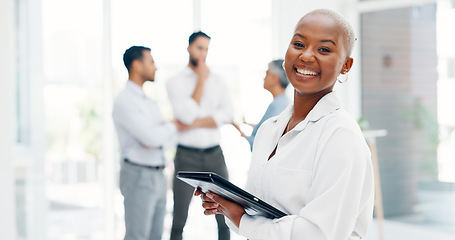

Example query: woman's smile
[294,65,320,80]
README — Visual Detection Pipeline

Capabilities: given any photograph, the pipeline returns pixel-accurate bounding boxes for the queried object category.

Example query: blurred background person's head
[264,59,289,97]
[123,46,157,85]
[187,31,211,66]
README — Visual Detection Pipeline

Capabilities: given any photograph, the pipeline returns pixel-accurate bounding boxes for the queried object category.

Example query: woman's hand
[194,189,246,228]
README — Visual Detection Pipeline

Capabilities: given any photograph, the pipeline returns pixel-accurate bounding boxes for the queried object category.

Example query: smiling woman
[195,8,374,240]
[284,10,354,101]
[281,9,355,134]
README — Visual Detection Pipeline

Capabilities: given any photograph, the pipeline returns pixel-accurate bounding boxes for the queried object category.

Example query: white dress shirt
[112,80,177,166]
[228,92,374,240]
[166,66,233,148]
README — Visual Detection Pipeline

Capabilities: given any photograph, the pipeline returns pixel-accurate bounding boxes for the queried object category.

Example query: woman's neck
[287,90,331,132]
[294,91,329,117]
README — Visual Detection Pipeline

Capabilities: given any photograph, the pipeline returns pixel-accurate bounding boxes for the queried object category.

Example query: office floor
[47,185,455,240]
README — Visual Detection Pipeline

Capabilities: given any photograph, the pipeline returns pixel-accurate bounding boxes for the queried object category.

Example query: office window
[14,0,30,145]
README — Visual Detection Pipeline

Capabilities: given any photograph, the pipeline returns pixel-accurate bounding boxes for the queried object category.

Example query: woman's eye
[293,42,304,48]
[319,47,331,53]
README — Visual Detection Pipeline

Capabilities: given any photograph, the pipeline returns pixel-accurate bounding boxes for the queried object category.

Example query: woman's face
[284,13,353,97]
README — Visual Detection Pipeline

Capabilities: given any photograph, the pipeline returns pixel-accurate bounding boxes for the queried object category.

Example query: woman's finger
[202,201,219,210]
[194,188,205,196]
[207,193,230,207]
[200,193,216,203]
[203,208,217,215]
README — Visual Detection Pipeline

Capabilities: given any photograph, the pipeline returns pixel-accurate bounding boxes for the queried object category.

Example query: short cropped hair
[305,9,356,56]
[188,31,211,45]
[123,46,151,72]
[269,59,289,89]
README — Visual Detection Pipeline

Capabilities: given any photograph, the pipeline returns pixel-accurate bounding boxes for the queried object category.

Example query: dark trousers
[170,145,230,240]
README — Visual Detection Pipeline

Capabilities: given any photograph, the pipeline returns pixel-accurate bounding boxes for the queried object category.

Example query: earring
[337,73,349,83]
[282,61,286,70]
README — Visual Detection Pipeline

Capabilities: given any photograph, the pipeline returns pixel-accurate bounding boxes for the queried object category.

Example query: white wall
[0,0,47,239]
[23,0,47,238]
[17,0,47,240]
[0,0,17,238]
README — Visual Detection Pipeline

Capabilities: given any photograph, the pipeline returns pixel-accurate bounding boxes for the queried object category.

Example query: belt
[123,158,165,170]
[177,144,220,153]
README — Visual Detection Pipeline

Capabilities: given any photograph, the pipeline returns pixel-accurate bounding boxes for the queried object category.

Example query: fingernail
[206,193,213,198]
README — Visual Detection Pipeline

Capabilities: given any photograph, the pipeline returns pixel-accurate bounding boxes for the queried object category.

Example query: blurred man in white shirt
[113,46,178,240]
[166,31,233,240]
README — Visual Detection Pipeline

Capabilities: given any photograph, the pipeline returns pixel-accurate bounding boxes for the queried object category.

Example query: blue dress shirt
[246,93,290,150]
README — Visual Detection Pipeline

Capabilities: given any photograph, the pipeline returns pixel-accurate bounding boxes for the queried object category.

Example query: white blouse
[229,92,374,240]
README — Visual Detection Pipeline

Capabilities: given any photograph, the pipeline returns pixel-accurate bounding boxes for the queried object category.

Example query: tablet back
[177,171,287,219]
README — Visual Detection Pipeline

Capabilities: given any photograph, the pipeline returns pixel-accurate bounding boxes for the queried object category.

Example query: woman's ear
[342,57,354,74]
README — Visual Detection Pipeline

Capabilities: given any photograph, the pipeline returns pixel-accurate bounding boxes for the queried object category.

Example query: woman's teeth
[296,68,318,76]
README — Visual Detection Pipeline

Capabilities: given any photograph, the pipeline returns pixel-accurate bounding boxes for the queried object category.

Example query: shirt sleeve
[211,78,234,127]
[112,98,177,148]
[238,128,374,240]
[166,78,200,125]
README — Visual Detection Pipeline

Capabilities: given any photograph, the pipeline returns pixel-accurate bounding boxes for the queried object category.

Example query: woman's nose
[299,50,315,62]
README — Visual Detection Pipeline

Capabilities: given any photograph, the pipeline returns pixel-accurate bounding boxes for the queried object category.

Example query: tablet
[177,171,287,219]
